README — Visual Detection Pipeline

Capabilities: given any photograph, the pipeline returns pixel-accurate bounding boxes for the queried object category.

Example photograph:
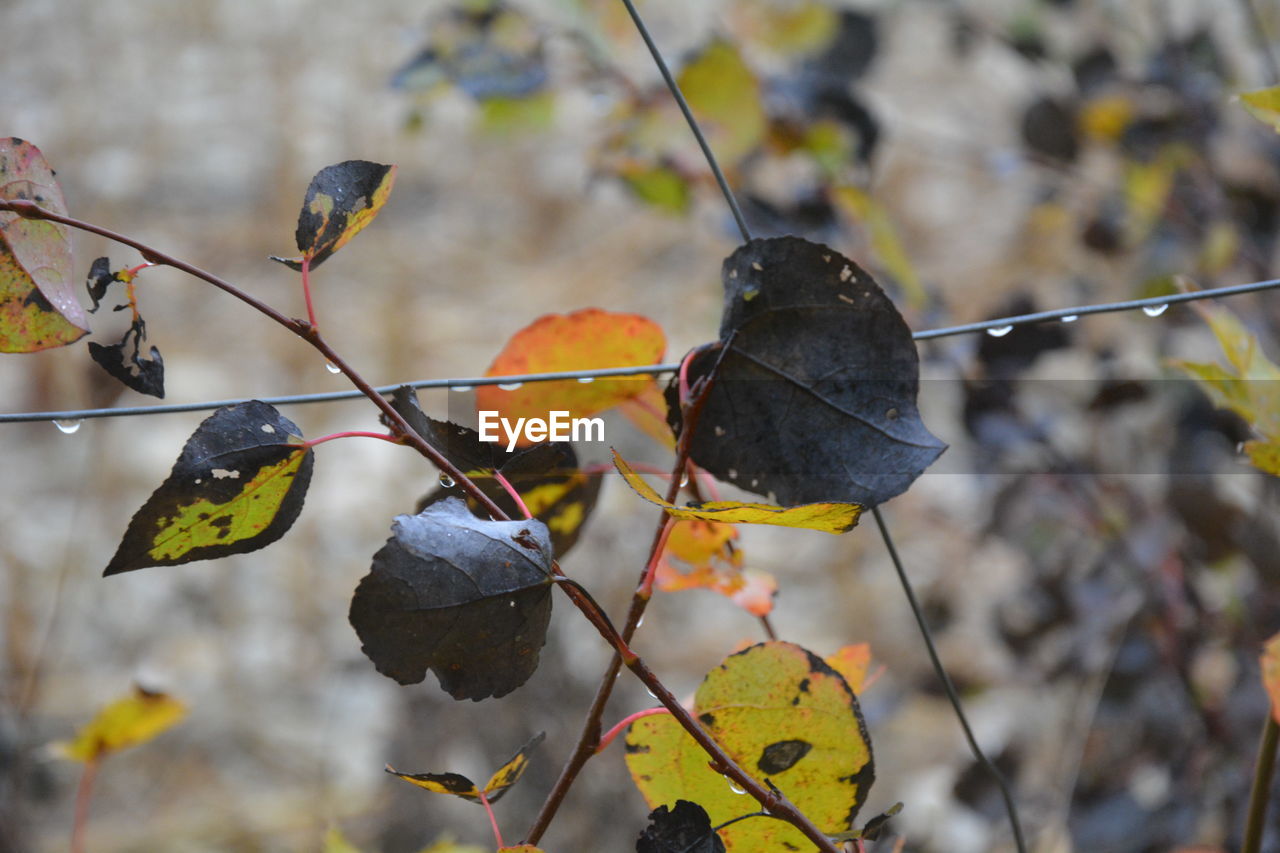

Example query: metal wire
[4,275,1277,424]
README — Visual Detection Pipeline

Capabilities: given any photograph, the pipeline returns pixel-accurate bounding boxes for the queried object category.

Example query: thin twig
[1243,713,1279,853]
[871,507,1027,853]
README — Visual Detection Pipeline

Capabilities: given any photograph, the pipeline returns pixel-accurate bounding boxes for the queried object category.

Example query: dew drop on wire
[439,473,456,488]
[577,376,595,384]
[1143,303,1169,317]
[53,418,83,435]
[1061,314,1078,323]
[497,382,523,391]
[324,362,341,374]
[451,385,473,392]
[986,325,1014,337]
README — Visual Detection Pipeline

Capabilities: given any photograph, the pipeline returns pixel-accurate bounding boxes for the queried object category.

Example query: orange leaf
[476,309,665,447]
[1263,632,1280,725]
[826,644,872,694]
[655,520,777,616]
[617,381,676,448]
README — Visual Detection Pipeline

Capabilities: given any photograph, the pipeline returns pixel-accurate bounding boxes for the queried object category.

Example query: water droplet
[645,686,657,699]
[439,473,456,488]
[726,778,747,795]
[986,325,1014,338]
[636,615,645,628]
[324,362,341,374]
[1061,314,1078,323]
[577,376,595,384]
[679,474,689,487]
[53,418,83,434]
[497,382,523,391]
[451,385,473,393]
[1142,303,1169,317]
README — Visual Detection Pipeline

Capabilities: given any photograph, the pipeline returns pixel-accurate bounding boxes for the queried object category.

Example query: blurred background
[3,0,1280,850]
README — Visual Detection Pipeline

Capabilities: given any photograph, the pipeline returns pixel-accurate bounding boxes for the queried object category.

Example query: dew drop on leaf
[986,325,1014,337]
[325,362,341,374]
[439,472,456,488]
[497,382,524,391]
[1143,303,1169,317]
[53,418,83,434]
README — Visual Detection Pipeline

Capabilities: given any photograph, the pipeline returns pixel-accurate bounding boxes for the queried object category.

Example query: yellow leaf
[1237,86,1280,133]
[831,185,926,310]
[614,451,861,534]
[416,836,489,853]
[678,41,766,164]
[387,732,544,804]
[1172,300,1280,476]
[1124,147,1185,245]
[57,686,186,762]
[1079,93,1133,142]
[625,642,873,850]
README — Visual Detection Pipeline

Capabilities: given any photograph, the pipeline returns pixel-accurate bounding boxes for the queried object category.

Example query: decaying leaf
[272,160,396,270]
[614,451,861,534]
[0,137,89,352]
[825,644,872,694]
[104,401,314,575]
[670,237,945,508]
[88,316,164,398]
[655,519,777,617]
[56,685,186,762]
[387,732,544,803]
[387,387,601,557]
[637,800,727,853]
[475,308,666,447]
[626,642,874,851]
[349,498,554,699]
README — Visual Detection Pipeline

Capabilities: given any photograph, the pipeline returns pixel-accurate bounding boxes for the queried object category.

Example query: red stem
[304,430,401,449]
[596,707,671,754]
[479,791,505,849]
[493,470,533,519]
[300,255,319,330]
[70,756,100,853]
[640,517,675,598]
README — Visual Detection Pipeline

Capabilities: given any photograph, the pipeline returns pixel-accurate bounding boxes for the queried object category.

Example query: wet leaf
[88,316,165,398]
[1171,301,1280,475]
[272,160,396,270]
[0,138,89,351]
[670,237,945,508]
[388,387,602,557]
[679,41,767,164]
[615,452,860,534]
[637,800,726,853]
[56,685,186,762]
[830,185,926,309]
[387,732,544,803]
[349,498,554,699]
[104,402,314,575]
[1262,633,1280,725]
[475,308,665,448]
[655,520,777,617]
[626,642,874,851]
[1237,86,1280,133]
